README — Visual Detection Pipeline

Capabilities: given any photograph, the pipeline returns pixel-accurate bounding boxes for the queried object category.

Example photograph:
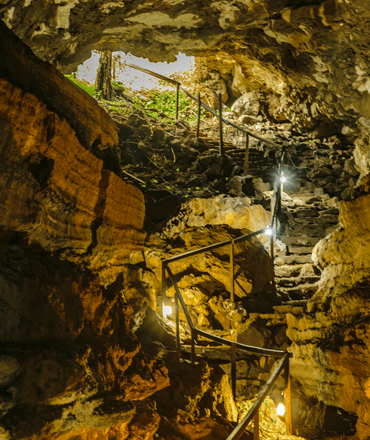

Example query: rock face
[161,195,271,240]
[3,2,370,439]
[0,20,145,279]
[0,17,172,440]
[285,178,370,439]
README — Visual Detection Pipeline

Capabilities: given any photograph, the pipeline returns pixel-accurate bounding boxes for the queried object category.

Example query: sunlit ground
[76,52,194,91]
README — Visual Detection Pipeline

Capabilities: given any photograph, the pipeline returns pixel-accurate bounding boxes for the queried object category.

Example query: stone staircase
[226,143,276,190]
[274,195,339,303]
[222,139,342,306]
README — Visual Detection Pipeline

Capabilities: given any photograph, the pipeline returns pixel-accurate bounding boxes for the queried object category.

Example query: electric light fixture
[163,305,172,318]
[277,403,285,416]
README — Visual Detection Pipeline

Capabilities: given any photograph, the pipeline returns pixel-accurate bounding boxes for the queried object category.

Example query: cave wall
[0,21,171,440]
[0,19,246,440]
[287,177,370,439]
[0,19,146,278]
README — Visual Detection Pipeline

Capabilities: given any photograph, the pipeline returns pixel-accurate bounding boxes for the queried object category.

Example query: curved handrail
[195,329,287,358]
[160,154,289,438]
[226,353,291,440]
[129,61,292,437]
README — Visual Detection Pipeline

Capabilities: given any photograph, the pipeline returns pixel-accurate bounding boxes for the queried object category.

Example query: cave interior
[0,1,370,440]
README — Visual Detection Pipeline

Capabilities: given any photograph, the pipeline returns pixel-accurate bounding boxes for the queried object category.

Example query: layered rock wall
[0,20,146,274]
[0,20,171,440]
[286,178,370,438]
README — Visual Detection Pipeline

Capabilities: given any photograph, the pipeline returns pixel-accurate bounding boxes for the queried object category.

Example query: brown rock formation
[0,20,146,275]
[285,179,370,438]
[0,16,171,440]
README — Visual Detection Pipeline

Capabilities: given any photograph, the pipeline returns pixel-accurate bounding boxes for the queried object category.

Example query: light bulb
[163,305,172,318]
[265,227,273,236]
[277,403,285,416]
[280,176,287,183]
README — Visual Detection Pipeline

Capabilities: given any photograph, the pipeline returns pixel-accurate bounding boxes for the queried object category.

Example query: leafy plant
[112,81,125,89]
[65,74,96,97]
[145,89,206,123]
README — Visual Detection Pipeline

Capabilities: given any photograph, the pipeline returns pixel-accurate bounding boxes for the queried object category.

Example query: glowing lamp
[265,227,273,236]
[163,305,172,318]
[280,176,287,183]
[277,403,285,416]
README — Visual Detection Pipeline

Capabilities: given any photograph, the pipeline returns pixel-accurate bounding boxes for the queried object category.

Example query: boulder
[266,94,289,122]
[231,92,263,118]
[162,224,275,299]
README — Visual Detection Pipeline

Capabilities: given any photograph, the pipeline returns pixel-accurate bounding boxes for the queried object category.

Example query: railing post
[278,152,285,213]
[230,239,235,302]
[161,261,166,318]
[176,82,180,120]
[175,291,181,362]
[270,228,274,262]
[231,340,237,400]
[244,133,250,175]
[218,92,224,156]
[285,357,293,435]
[254,411,259,440]
[197,92,201,138]
[191,328,196,365]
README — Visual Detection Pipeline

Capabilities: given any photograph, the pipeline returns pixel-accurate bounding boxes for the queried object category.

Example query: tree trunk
[95,50,112,100]
[112,54,116,81]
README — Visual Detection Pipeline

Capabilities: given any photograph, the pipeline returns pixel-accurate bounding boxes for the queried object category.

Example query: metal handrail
[126,63,284,151]
[165,227,269,264]
[226,353,291,440]
[159,154,289,437]
[166,265,196,331]
[195,328,286,358]
[178,86,283,150]
[130,61,291,437]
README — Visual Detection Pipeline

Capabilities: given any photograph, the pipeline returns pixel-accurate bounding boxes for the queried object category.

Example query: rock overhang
[2,0,370,141]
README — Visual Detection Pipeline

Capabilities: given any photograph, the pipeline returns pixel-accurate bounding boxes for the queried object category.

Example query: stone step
[319,214,338,223]
[284,224,325,238]
[320,208,339,215]
[286,246,314,254]
[280,235,320,246]
[274,263,312,278]
[281,254,313,264]
[276,275,320,287]
[293,208,320,218]
[281,300,309,306]
[273,300,307,314]
[292,217,321,225]
[278,283,318,300]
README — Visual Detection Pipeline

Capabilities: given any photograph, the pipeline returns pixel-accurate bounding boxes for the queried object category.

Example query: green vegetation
[64,74,96,97]
[112,81,125,89]
[145,89,206,123]
[65,74,206,127]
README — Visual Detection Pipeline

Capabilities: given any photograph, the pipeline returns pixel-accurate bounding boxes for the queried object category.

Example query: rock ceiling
[2,0,370,174]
